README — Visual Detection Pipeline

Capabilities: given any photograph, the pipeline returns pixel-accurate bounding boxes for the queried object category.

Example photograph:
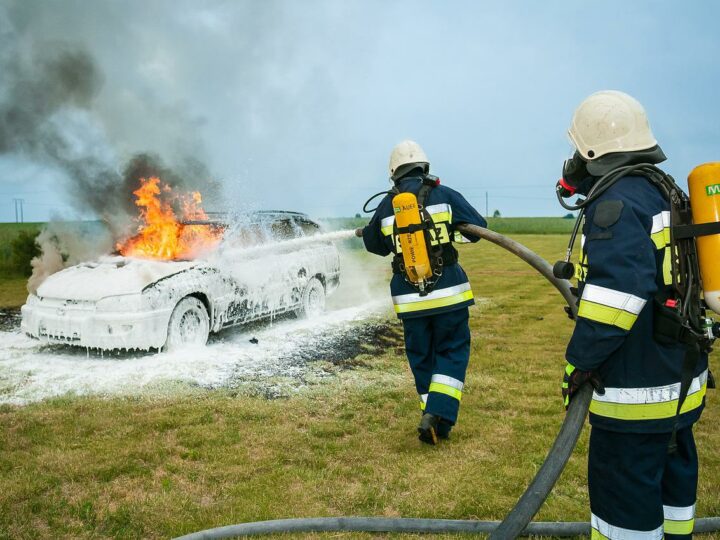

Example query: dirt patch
[0,308,21,332]
[292,320,403,367]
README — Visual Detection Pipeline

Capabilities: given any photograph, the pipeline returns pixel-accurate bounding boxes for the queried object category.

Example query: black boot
[437,419,452,440]
[418,413,440,445]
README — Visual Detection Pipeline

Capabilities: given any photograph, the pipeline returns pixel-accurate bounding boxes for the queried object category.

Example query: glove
[562,362,605,410]
[708,369,716,389]
[355,227,364,238]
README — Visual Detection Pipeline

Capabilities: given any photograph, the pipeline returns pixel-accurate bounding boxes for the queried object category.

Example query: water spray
[216,229,357,260]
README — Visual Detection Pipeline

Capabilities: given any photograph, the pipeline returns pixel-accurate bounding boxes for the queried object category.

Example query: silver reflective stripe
[651,211,671,234]
[591,513,663,540]
[593,369,708,404]
[582,284,646,314]
[431,374,464,391]
[419,393,428,404]
[581,234,586,249]
[381,216,395,229]
[392,282,472,306]
[663,503,696,521]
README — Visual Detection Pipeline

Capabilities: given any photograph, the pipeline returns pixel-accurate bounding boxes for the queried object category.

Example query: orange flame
[116,177,223,260]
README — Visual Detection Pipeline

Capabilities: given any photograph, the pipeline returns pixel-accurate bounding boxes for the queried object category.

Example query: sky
[0,0,719,222]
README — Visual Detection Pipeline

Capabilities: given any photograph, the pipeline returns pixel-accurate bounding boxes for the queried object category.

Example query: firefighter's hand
[562,363,605,410]
[355,227,364,238]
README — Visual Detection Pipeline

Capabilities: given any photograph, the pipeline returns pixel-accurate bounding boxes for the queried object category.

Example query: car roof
[183,211,319,228]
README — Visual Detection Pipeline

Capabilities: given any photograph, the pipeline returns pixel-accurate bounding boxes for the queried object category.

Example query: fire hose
[175,225,720,539]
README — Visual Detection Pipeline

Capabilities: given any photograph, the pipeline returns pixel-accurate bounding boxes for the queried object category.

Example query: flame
[116,177,223,260]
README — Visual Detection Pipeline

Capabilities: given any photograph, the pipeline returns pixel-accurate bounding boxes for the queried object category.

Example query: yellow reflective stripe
[664,518,694,535]
[394,290,474,314]
[651,227,670,249]
[578,300,638,330]
[453,231,471,243]
[419,393,428,411]
[589,383,707,421]
[430,211,451,224]
[591,529,610,540]
[575,251,588,281]
[663,246,673,286]
[381,225,394,237]
[565,363,575,376]
[429,382,462,401]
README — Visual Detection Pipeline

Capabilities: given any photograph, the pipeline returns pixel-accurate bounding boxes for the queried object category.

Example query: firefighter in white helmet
[557,91,710,539]
[357,140,487,444]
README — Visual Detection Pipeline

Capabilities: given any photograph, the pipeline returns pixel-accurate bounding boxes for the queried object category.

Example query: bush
[10,230,40,276]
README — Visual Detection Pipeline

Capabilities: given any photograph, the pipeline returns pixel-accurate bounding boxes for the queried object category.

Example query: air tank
[392,192,433,288]
[688,162,720,314]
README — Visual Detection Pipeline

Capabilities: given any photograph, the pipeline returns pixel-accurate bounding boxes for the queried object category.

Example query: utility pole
[13,198,25,223]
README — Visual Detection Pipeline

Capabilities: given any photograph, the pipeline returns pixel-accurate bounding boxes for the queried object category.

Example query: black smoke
[0,8,221,237]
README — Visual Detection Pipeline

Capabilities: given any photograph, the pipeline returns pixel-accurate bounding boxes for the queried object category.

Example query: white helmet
[568,91,657,161]
[389,140,429,177]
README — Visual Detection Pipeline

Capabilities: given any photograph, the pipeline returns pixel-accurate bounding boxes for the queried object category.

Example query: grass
[0,235,718,540]
[0,275,28,308]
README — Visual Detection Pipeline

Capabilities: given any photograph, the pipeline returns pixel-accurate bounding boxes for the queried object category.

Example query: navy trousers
[401,307,471,424]
[588,426,698,539]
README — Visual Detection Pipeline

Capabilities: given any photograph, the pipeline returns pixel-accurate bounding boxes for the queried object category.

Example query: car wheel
[165,297,210,350]
[295,277,326,318]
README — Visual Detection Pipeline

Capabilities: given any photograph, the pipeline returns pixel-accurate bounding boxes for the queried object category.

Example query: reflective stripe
[650,211,670,235]
[591,513,663,540]
[578,284,646,331]
[380,203,452,237]
[664,502,696,535]
[582,284,646,314]
[429,374,464,402]
[578,302,638,331]
[664,518,694,536]
[425,203,452,221]
[419,393,428,411]
[594,370,707,405]
[664,503,696,521]
[431,374,464,391]
[663,246,673,285]
[381,216,395,237]
[429,382,463,401]
[590,370,708,421]
[393,282,473,314]
[453,231,472,243]
[651,211,671,250]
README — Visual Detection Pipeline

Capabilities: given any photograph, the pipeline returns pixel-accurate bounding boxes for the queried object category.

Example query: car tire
[165,296,210,350]
[295,277,326,318]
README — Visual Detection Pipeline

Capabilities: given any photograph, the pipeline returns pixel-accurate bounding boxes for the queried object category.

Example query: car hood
[36,256,200,301]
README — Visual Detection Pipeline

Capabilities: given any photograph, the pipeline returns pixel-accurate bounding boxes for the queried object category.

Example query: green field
[0,233,718,539]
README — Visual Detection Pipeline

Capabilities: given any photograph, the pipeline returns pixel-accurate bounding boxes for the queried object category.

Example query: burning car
[21,178,340,351]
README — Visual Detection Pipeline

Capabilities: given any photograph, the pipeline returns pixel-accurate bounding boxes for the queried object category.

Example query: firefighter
[559,91,709,539]
[357,140,487,444]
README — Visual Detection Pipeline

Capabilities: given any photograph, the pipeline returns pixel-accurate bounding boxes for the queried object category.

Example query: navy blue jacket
[362,176,487,319]
[567,176,708,433]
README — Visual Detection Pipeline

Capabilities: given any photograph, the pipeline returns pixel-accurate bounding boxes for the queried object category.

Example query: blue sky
[1,0,719,222]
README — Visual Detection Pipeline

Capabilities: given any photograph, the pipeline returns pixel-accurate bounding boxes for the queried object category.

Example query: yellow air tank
[688,162,720,314]
[392,191,433,288]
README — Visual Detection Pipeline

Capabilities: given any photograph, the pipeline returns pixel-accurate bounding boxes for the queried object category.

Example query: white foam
[0,300,386,406]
